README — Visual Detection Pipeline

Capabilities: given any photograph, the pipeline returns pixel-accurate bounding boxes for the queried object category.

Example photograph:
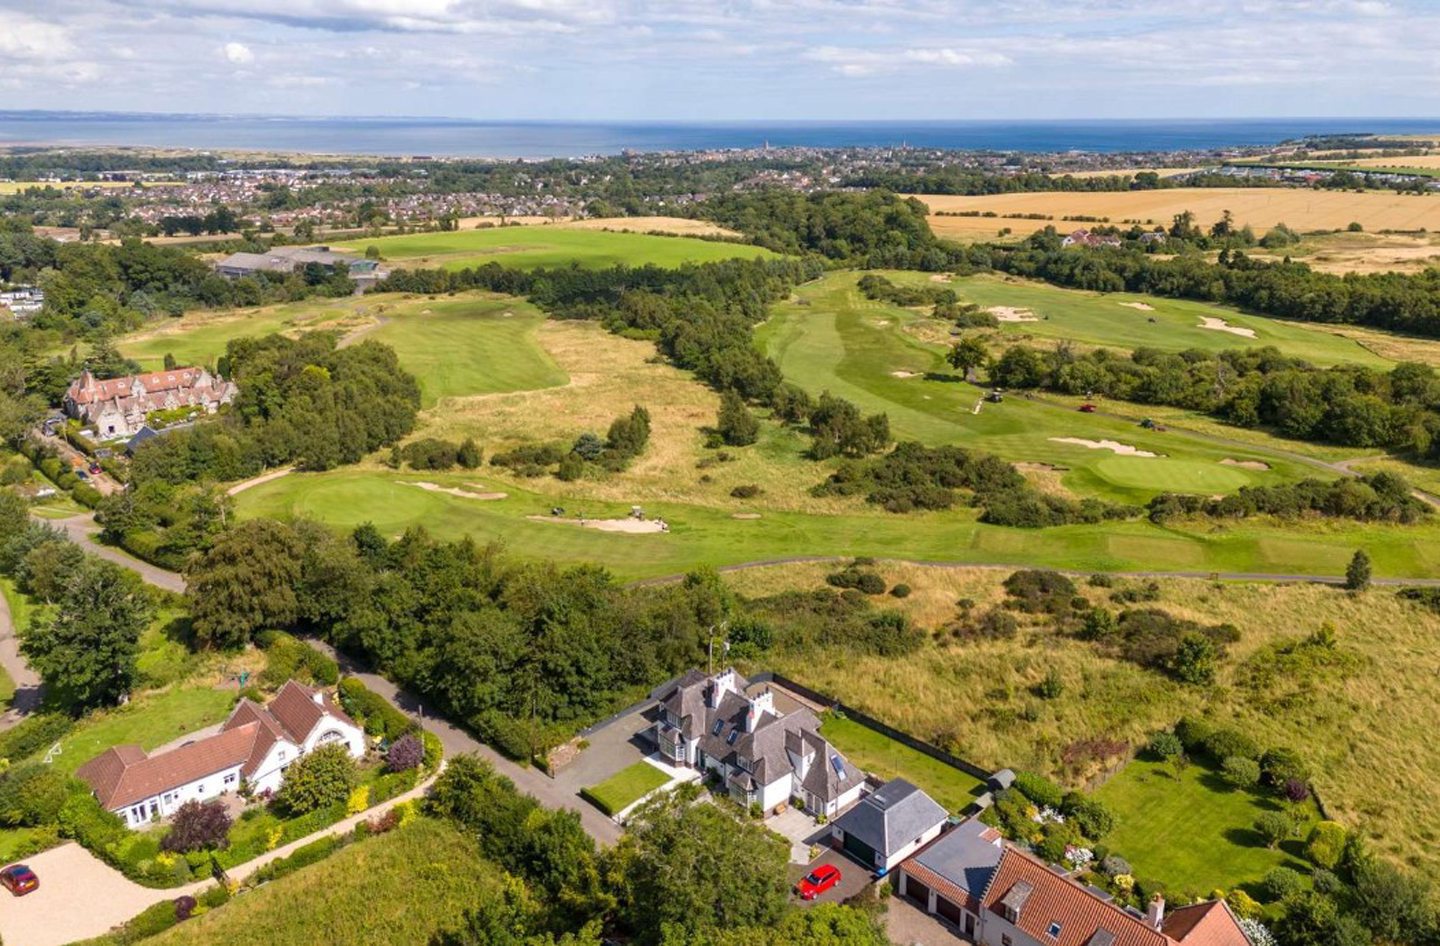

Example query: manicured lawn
[581,760,672,816]
[818,714,986,814]
[1094,758,1318,896]
[48,686,237,776]
[143,818,498,946]
[366,295,567,406]
[333,225,776,271]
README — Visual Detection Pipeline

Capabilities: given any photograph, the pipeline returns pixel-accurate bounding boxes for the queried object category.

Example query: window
[224,773,237,785]
[1048,923,1063,939]
[726,729,740,745]
[712,719,725,736]
[196,783,205,793]
[277,749,287,762]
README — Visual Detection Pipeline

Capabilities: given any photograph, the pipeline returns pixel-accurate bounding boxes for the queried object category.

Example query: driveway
[45,514,186,594]
[769,806,832,864]
[551,707,658,796]
[885,893,968,946]
[790,847,874,907]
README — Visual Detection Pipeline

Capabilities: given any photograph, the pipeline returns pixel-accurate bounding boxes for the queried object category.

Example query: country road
[46,514,186,593]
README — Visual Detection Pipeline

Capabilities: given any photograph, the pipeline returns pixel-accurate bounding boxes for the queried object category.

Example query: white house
[830,777,949,875]
[77,681,366,828]
[651,668,865,818]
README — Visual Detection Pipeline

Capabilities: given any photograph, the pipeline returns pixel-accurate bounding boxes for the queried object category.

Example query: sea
[1,113,1438,159]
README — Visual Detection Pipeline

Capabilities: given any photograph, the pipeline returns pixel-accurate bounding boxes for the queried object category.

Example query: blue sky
[1,0,1436,120]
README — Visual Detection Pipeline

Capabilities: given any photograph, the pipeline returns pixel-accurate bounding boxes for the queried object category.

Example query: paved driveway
[790,847,874,907]
[885,893,968,945]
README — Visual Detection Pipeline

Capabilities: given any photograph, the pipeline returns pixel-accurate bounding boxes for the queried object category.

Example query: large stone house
[77,681,366,829]
[895,821,1251,946]
[650,668,865,817]
[63,367,238,440]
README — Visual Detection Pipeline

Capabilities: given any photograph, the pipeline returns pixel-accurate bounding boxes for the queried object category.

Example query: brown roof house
[895,822,1251,946]
[77,681,365,829]
[63,367,238,440]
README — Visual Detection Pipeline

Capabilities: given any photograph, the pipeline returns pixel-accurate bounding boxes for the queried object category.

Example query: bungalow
[76,681,365,829]
[830,777,949,875]
[896,825,1251,946]
[650,668,865,817]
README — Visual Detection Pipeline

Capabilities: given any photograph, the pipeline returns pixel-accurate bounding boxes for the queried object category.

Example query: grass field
[47,686,236,776]
[332,225,775,271]
[1094,758,1318,896]
[144,818,496,946]
[818,714,985,814]
[726,561,1440,882]
[116,297,377,370]
[886,271,1389,367]
[917,188,1440,238]
[581,761,672,816]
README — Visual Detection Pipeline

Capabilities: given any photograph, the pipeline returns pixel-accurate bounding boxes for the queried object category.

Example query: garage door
[905,875,930,908]
[936,896,963,925]
[843,832,875,866]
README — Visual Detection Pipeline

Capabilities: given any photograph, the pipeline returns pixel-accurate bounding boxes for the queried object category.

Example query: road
[0,581,42,729]
[46,514,186,593]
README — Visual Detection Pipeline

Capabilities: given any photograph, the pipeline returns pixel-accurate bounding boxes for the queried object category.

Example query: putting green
[1092,457,1252,493]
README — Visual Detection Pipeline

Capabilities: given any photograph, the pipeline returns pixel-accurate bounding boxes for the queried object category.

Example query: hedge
[338,677,417,742]
[0,714,74,763]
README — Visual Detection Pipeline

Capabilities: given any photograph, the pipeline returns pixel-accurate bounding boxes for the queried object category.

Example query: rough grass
[818,715,985,814]
[1095,758,1318,897]
[144,818,496,946]
[333,226,775,271]
[580,761,671,816]
[727,561,1440,883]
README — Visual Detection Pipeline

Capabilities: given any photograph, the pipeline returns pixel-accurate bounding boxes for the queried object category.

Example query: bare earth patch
[1198,316,1257,338]
[1220,458,1271,471]
[928,273,953,283]
[1050,437,1162,458]
[526,515,667,534]
[403,481,507,500]
[1119,302,1155,312]
[986,306,1040,323]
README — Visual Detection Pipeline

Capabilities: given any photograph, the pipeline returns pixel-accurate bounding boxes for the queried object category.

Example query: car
[0,864,38,896]
[88,463,102,474]
[795,863,841,900]
[74,469,88,480]
[1079,403,1097,413]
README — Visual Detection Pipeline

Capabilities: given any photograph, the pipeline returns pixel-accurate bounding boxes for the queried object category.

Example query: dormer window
[1048,922,1063,939]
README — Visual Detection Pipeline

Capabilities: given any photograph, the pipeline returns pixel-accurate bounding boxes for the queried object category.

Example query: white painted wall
[116,763,244,827]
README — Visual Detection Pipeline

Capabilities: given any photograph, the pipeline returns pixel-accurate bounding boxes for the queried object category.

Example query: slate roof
[792,729,864,804]
[902,819,1005,912]
[833,778,948,857]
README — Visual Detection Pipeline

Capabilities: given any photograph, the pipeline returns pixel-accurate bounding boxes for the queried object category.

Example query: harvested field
[1062,167,1201,179]
[559,216,741,238]
[917,188,1440,236]
[1250,231,1440,275]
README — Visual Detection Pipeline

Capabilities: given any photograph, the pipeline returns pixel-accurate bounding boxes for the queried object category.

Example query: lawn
[142,818,497,946]
[581,760,672,816]
[818,714,986,814]
[1094,758,1318,896]
[333,225,776,271]
[47,686,237,776]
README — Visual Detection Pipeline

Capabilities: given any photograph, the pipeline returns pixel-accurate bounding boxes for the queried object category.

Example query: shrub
[1255,811,1296,849]
[1260,748,1309,789]
[1003,569,1079,614]
[385,732,424,772]
[717,391,760,446]
[1036,670,1065,700]
[0,714,74,763]
[1306,821,1348,870]
[889,583,912,599]
[1262,866,1305,902]
[826,567,887,595]
[965,608,1019,640]
[1227,889,1263,919]
[174,895,197,921]
[160,800,233,853]
[1311,868,1342,895]
[1282,778,1311,803]
[251,835,342,885]
[1221,756,1261,789]
[1174,717,1214,755]
[1063,794,1115,840]
[729,484,762,499]
[1203,728,1260,764]
[1014,771,1065,809]
[338,677,416,741]
[1148,732,1183,760]
[275,744,356,816]
[258,631,339,688]
[1100,855,1132,877]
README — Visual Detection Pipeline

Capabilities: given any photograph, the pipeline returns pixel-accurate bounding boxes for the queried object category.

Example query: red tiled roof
[222,699,287,778]
[980,848,1171,946]
[66,369,205,405]
[1162,901,1249,946]
[266,680,356,741]
[77,724,260,810]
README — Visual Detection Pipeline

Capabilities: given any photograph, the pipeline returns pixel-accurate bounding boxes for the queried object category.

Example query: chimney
[709,668,736,709]
[1147,895,1165,931]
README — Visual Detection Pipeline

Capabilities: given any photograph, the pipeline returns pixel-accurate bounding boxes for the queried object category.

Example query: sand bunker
[527,515,667,534]
[732,513,762,520]
[1050,437,1162,458]
[1198,316,1257,338]
[928,274,953,283]
[1120,302,1155,312]
[986,306,1040,323]
[891,370,922,379]
[403,481,507,501]
[1220,458,1271,471]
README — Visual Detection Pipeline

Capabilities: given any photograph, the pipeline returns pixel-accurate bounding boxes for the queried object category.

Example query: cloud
[0,14,76,59]
[223,41,254,64]
[805,44,1010,76]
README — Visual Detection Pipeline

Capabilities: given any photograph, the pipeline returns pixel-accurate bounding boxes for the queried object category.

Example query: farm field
[332,224,775,271]
[883,270,1388,366]
[917,188,1440,237]
[140,818,497,946]
[725,560,1440,884]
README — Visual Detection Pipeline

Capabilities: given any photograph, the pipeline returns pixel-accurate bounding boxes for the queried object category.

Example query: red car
[0,864,38,896]
[1079,403,1097,413]
[796,863,841,901]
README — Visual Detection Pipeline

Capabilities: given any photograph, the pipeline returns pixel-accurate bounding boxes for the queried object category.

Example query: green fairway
[580,761,672,816]
[886,271,1388,367]
[366,296,566,406]
[1095,758,1318,896]
[818,714,986,814]
[334,225,776,271]
[1092,456,1251,492]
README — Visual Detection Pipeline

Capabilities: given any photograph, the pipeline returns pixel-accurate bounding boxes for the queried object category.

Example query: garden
[817,713,987,815]
[580,760,672,817]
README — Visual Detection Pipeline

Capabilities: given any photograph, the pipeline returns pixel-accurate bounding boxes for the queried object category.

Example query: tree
[186,520,303,649]
[160,799,233,852]
[0,764,69,826]
[1350,858,1437,946]
[1255,811,1295,849]
[947,336,988,379]
[1169,632,1218,686]
[458,438,483,469]
[275,743,356,816]
[21,557,151,711]
[1345,549,1372,592]
[716,391,759,446]
[614,786,789,942]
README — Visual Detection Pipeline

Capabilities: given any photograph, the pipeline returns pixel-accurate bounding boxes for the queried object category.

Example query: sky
[2,0,1438,121]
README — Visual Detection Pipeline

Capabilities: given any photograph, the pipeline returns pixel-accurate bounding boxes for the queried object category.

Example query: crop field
[883,271,1387,366]
[726,561,1440,883]
[917,188,1440,237]
[332,225,775,271]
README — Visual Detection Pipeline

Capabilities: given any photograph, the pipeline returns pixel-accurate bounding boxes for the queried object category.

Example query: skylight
[831,754,845,778]
[727,729,740,745]
[1048,922,1063,938]
[712,719,724,736]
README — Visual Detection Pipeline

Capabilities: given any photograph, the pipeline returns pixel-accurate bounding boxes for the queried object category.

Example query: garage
[904,873,930,909]
[936,895,963,926]
[842,830,877,867]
